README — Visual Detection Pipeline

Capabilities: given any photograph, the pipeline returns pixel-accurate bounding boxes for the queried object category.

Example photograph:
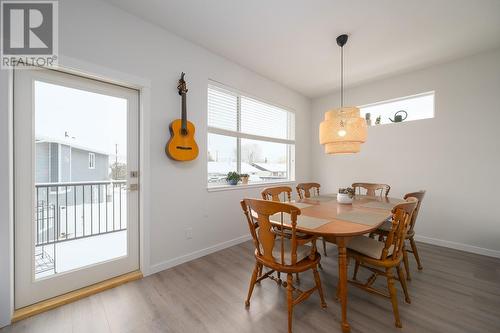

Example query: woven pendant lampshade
[319,34,367,154]
[319,106,367,154]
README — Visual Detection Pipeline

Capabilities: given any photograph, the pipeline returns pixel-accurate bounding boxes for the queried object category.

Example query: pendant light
[319,34,367,154]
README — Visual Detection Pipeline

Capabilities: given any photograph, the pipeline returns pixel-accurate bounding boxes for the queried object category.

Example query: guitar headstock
[177,72,188,96]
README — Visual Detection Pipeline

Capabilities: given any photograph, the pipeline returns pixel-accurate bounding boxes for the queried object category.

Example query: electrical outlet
[185,227,193,239]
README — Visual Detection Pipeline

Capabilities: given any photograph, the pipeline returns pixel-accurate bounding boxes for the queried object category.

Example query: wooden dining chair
[261,186,292,202]
[295,183,327,256]
[261,186,300,282]
[296,182,321,199]
[346,197,418,328]
[352,182,391,197]
[373,191,426,280]
[241,198,327,333]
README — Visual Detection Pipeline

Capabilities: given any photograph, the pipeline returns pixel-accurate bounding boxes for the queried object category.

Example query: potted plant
[338,187,355,204]
[240,173,249,185]
[226,171,241,185]
[365,113,372,126]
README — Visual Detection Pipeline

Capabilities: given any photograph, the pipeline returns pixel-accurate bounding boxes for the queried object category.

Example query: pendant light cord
[341,44,344,109]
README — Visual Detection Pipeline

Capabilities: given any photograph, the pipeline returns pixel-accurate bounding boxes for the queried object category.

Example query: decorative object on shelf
[166,72,199,161]
[226,171,241,185]
[365,113,372,126]
[240,174,249,185]
[319,34,367,154]
[389,110,408,123]
[337,187,355,204]
[375,115,381,125]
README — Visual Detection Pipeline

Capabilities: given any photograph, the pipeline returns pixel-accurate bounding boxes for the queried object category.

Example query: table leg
[337,239,350,333]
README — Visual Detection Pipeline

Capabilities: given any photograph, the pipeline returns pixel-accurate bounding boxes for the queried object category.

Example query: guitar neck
[181,93,187,131]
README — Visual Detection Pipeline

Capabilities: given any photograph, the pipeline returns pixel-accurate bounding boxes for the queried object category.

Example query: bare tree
[110,162,127,180]
[241,143,263,163]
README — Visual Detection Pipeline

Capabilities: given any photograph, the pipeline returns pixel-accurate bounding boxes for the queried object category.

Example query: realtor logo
[1,0,58,69]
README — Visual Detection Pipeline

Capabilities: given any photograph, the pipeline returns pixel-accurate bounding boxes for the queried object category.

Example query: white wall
[0,0,311,326]
[0,67,14,328]
[311,48,500,256]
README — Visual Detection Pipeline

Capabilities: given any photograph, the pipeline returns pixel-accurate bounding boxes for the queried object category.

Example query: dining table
[271,193,406,333]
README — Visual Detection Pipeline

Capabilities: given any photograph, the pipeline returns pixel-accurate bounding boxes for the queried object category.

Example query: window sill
[207,180,294,192]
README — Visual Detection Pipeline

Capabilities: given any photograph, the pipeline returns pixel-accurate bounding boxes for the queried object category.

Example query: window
[88,152,95,169]
[359,91,434,126]
[207,84,295,186]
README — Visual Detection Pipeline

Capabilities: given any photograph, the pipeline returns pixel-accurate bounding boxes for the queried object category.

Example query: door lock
[127,184,139,191]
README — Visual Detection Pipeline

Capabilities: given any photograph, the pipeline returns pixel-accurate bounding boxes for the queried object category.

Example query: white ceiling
[103,0,500,98]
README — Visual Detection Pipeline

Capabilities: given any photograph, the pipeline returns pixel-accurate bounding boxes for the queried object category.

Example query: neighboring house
[34,138,116,245]
[251,162,287,179]
[35,138,110,183]
[207,161,287,183]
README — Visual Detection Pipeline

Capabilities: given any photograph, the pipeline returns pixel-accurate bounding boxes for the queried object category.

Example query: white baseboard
[147,233,499,277]
[415,235,500,259]
[147,234,252,276]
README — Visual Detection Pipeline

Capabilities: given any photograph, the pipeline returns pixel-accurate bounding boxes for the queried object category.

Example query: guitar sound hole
[180,128,189,136]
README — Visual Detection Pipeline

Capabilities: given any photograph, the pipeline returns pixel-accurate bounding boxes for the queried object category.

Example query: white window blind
[208,86,238,131]
[207,84,295,186]
[241,97,294,140]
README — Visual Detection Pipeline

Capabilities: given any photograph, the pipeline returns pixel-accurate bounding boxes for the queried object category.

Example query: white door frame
[1,55,151,323]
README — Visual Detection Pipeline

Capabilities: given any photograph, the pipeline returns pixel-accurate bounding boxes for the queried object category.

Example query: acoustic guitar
[166,72,199,161]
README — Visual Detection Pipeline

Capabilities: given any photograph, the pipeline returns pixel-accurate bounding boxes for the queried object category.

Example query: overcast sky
[35,81,128,160]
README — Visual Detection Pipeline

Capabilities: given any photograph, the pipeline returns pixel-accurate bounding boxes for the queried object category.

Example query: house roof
[35,136,112,156]
[251,163,287,173]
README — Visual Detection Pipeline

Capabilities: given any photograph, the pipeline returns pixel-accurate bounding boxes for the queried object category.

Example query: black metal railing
[35,180,127,247]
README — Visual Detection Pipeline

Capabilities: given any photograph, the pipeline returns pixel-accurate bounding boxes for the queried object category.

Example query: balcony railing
[35,180,127,276]
[35,180,127,246]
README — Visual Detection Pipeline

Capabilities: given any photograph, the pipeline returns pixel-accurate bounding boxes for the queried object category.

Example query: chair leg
[322,237,327,256]
[352,260,360,280]
[286,273,294,333]
[402,245,411,281]
[397,264,411,304]
[386,268,402,328]
[256,264,263,284]
[410,237,423,270]
[313,266,327,308]
[277,272,282,286]
[295,273,300,283]
[245,263,260,307]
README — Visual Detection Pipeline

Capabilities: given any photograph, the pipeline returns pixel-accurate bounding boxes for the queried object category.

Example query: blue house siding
[70,148,109,182]
[35,141,110,184]
[50,143,59,182]
[60,144,71,182]
[35,142,50,183]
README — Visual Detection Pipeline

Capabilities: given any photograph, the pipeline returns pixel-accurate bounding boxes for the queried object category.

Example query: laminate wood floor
[2,241,499,333]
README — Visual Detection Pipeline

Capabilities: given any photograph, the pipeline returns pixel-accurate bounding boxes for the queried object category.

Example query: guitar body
[166,119,199,161]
